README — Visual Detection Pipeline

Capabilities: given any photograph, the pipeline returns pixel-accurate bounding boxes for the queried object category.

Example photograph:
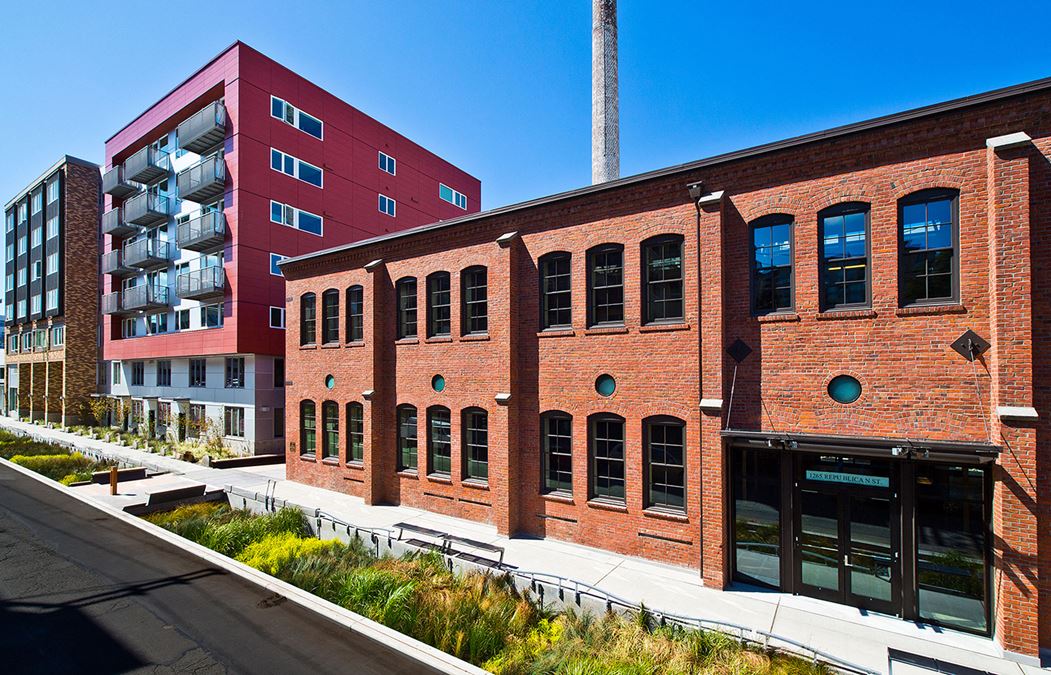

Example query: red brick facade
[283,81,1051,658]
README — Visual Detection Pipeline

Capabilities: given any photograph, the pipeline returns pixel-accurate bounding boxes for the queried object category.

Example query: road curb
[0,457,490,675]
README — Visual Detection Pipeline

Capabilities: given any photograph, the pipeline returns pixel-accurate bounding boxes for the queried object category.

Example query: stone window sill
[541,492,574,505]
[461,333,490,342]
[299,344,318,350]
[584,325,629,336]
[638,322,690,333]
[643,508,689,523]
[299,453,317,462]
[895,303,967,317]
[321,456,339,465]
[397,469,419,480]
[346,460,364,470]
[427,473,453,484]
[815,309,877,321]
[756,312,800,324]
[462,479,489,490]
[395,338,419,346]
[425,336,453,344]
[537,329,575,338]
[345,341,366,348]
[587,499,628,513]
[321,343,341,349]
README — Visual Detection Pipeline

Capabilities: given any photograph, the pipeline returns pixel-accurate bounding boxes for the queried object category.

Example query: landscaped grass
[146,503,828,674]
[0,429,116,484]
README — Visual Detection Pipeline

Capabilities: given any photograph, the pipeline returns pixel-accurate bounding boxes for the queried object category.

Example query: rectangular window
[270,148,323,187]
[6,243,13,260]
[427,272,451,337]
[396,278,417,339]
[900,190,958,306]
[378,151,396,175]
[6,272,12,291]
[176,309,191,330]
[752,217,794,314]
[31,295,41,314]
[270,200,322,236]
[189,359,207,387]
[112,361,122,385]
[270,306,286,329]
[731,447,781,588]
[47,179,59,204]
[46,288,58,311]
[8,335,17,354]
[46,252,58,275]
[270,96,323,140]
[322,290,340,344]
[18,236,26,255]
[21,331,31,351]
[270,253,287,276]
[18,203,27,223]
[322,401,339,459]
[540,253,572,329]
[346,286,364,342]
[188,404,205,439]
[274,407,285,439]
[131,361,145,386]
[34,329,46,350]
[50,325,64,347]
[225,357,245,388]
[31,191,42,215]
[201,303,224,328]
[300,293,316,345]
[16,300,25,318]
[147,312,167,334]
[31,260,41,281]
[6,211,13,232]
[274,358,285,388]
[821,205,870,310]
[590,416,625,502]
[646,420,685,511]
[347,403,364,463]
[122,318,139,339]
[588,245,624,326]
[461,267,488,335]
[46,216,58,240]
[428,407,451,475]
[463,409,489,482]
[156,360,171,387]
[17,268,26,286]
[378,194,396,217]
[397,406,418,471]
[542,413,572,494]
[301,401,316,456]
[643,236,684,324]
[224,407,245,438]
[31,227,41,248]
[439,183,468,210]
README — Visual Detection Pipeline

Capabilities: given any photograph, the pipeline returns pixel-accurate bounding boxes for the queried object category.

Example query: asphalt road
[0,463,442,674]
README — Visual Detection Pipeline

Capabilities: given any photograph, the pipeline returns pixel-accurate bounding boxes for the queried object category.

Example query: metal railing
[177,154,226,202]
[176,266,224,298]
[176,210,225,250]
[177,101,226,153]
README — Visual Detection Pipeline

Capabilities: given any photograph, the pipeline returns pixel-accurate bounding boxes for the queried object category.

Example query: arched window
[346,285,364,343]
[299,292,316,346]
[541,411,572,495]
[539,252,572,330]
[395,277,417,339]
[427,405,451,476]
[426,272,451,337]
[587,244,624,327]
[300,399,316,457]
[819,203,870,310]
[322,400,339,459]
[641,235,683,324]
[899,188,959,306]
[462,407,488,482]
[346,402,364,463]
[397,404,418,471]
[750,215,794,314]
[321,289,340,344]
[644,416,685,512]
[588,413,625,503]
[461,266,488,335]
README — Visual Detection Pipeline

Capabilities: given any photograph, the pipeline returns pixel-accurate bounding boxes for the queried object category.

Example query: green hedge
[9,453,95,481]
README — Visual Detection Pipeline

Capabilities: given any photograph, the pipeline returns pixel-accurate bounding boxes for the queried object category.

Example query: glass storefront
[731,447,781,588]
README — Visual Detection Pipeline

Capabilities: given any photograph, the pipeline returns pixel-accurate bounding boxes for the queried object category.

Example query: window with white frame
[18,203,27,223]
[46,216,58,239]
[270,253,287,276]
[31,191,42,215]
[34,329,46,350]
[439,183,468,210]
[270,96,323,140]
[201,302,224,328]
[379,151,396,175]
[269,306,286,329]
[31,261,41,281]
[6,211,13,231]
[51,325,64,346]
[18,236,26,255]
[31,295,41,314]
[21,332,31,351]
[31,226,41,248]
[46,288,58,311]
[147,312,167,334]
[16,300,26,318]
[6,272,12,291]
[47,252,58,276]
[17,268,26,286]
[224,406,245,437]
[269,200,322,236]
[47,179,59,204]
[112,361,122,385]
[378,194,396,217]
[176,308,191,330]
[122,318,139,338]
[6,243,12,260]
[270,148,322,187]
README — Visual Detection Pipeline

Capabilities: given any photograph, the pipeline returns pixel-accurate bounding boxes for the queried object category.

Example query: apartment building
[99,42,480,453]
[4,156,100,424]
[280,77,1051,662]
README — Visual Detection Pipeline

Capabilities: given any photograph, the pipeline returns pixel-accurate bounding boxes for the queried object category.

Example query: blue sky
[2,0,1050,211]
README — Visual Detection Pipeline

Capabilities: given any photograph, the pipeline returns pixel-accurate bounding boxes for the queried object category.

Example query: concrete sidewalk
[4,417,1042,675]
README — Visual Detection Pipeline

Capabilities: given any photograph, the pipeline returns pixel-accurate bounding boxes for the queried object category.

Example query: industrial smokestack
[592,0,619,184]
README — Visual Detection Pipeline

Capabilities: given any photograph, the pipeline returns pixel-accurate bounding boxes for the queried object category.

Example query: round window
[595,374,616,397]
[827,375,861,404]
[325,375,335,390]
[432,374,446,393]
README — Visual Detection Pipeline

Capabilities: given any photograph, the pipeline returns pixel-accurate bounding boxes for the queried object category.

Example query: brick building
[280,76,1051,662]
[4,156,101,425]
[98,42,479,453]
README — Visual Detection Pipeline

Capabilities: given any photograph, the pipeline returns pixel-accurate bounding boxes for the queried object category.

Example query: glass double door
[795,461,900,616]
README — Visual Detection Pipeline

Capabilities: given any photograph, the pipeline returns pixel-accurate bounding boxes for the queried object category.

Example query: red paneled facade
[282,77,1051,662]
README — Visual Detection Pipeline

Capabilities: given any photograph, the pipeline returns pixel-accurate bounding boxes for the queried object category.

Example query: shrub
[237,532,342,575]
[10,453,94,481]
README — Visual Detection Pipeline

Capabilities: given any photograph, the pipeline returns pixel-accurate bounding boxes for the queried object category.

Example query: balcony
[177,154,226,204]
[177,101,227,154]
[123,146,169,184]
[102,166,138,198]
[101,292,125,315]
[177,266,225,301]
[124,191,170,227]
[101,250,135,277]
[102,207,137,237]
[123,284,171,312]
[177,210,226,252]
[124,238,172,270]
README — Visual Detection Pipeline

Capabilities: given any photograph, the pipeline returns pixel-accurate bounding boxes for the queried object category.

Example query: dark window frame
[300,399,316,457]
[427,405,452,476]
[898,188,960,307]
[750,214,796,315]
[156,359,171,387]
[819,202,872,311]
[540,411,573,495]
[460,266,488,335]
[224,356,245,388]
[395,277,417,339]
[588,413,626,504]
[131,361,144,386]
[189,358,207,387]
[321,400,339,459]
[346,402,364,463]
[641,235,685,324]
[346,285,364,343]
[539,251,572,330]
[321,288,340,344]
[586,243,625,327]
[397,404,418,472]
[462,407,489,482]
[426,271,451,338]
[643,415,686,513]
[273,358,284,388]
[299,292,317,346]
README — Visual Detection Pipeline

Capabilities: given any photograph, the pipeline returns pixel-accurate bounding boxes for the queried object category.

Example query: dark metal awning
[722,429,1000,464]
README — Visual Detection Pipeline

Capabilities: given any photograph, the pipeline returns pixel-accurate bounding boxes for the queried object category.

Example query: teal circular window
[325,375,335,389]
[827,375,861,404]
[595,374,616,397]
[432,375,446,393]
